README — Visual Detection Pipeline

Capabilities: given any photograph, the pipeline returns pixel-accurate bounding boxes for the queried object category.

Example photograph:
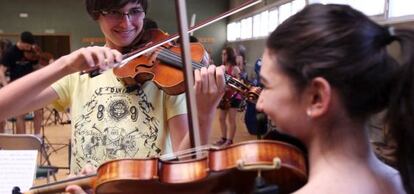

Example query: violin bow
[117,0,263,68]
[173,0,262,148]
[174,0,202,148]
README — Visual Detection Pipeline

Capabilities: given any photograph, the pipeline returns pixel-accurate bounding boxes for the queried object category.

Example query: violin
[23,44,42,62]
[113,28,261,103]
[19,140,307,194]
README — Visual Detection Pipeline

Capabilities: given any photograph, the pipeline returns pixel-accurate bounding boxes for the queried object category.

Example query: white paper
[0,150,38,194]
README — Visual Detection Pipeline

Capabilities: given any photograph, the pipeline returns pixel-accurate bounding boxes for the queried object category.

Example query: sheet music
[0,150,37,194]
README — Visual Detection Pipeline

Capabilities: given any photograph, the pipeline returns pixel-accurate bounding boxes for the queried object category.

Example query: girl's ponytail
[386,28,414,194]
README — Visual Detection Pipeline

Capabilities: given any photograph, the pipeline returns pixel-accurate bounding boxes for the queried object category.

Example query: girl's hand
[65,164,96,194]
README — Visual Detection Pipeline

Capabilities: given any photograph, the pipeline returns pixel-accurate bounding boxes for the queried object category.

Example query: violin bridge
[236,157,281,171]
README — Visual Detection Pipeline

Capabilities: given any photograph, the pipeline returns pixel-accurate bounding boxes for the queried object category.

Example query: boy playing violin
[0,0,225,193]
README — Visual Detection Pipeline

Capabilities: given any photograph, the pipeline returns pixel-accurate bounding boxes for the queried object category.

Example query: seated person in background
[0,39,11,133]
[0,31,43,135]
[0,65,7,89]
[0,65,7,133]
[256,3,413,194]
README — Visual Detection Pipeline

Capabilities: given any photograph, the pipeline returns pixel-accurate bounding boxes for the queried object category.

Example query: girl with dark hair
[257,3,412,194]
[215,46,242,146]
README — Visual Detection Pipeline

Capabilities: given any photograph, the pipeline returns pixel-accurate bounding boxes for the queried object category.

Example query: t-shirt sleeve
[1,49,13,68]
[164,93,187,120]
[50,73,74,111]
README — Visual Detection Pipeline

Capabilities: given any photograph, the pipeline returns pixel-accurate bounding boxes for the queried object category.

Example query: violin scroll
[225,76,262,103]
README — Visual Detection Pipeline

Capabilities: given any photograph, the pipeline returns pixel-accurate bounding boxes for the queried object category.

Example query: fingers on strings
[194,65,225,94]
[82,46,122,71]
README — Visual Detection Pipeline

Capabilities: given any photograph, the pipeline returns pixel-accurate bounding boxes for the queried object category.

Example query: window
[234,22,241,40]
[253,13,261,38]
[279,2,292,24]
[252,11,269,38]
[227,23,234,41]
[292,0,306,14]
[389,0,414,17]
[351,0,385,16]
[260,11,269,37]
[309,0,385,16]
[268,9,278,33]
[308,0,348,4]
[227,0,411,42]
[227,0,303,41]
[227,22,240,41]
[241,17,253,39]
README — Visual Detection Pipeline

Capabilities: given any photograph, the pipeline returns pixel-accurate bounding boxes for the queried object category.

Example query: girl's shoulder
[293,164,405,194]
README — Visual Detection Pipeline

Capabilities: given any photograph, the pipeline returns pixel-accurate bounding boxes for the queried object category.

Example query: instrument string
[157,48,233,81]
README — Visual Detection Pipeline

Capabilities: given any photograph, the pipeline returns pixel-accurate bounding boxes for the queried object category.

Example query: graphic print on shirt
[72,86,161,173]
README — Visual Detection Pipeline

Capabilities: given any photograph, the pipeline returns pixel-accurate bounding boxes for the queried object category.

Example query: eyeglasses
[100,8,145,21]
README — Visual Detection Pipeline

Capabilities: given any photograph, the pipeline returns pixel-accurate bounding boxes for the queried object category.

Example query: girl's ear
[306,77,331,118]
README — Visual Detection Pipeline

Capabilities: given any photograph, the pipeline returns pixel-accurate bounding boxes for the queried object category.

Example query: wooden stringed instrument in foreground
[19,140,306,194]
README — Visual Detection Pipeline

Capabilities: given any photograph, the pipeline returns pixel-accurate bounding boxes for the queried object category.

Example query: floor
[5,109,258,186]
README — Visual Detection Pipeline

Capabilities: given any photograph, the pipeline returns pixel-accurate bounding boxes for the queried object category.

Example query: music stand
[39,109,70,171]
[0,134,59,183]
[43,107,71,126]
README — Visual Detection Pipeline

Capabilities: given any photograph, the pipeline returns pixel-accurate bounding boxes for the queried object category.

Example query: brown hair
[85,0,148,20]
[266,4,414,193]
[223,46,236,66]
[0,39,12,59]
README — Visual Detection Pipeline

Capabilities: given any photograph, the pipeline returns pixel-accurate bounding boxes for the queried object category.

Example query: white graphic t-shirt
[51,70,186,173]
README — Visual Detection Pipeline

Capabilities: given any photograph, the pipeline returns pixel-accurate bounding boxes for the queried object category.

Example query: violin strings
[159,48,205,70]
[157,49,186,67]
[160,49,204,70]
[161,49,232,81]
[157,50,185,69]
[159,48,203,69]
[160,144,211,160]
[161,49,232,82]
[157,49,187,68]
[157,48,231,81]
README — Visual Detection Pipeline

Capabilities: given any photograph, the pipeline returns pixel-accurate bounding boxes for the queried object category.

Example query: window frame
[227,0,414,42]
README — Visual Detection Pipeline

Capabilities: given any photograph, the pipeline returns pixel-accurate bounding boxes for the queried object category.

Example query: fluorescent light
[19,13,29,18]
